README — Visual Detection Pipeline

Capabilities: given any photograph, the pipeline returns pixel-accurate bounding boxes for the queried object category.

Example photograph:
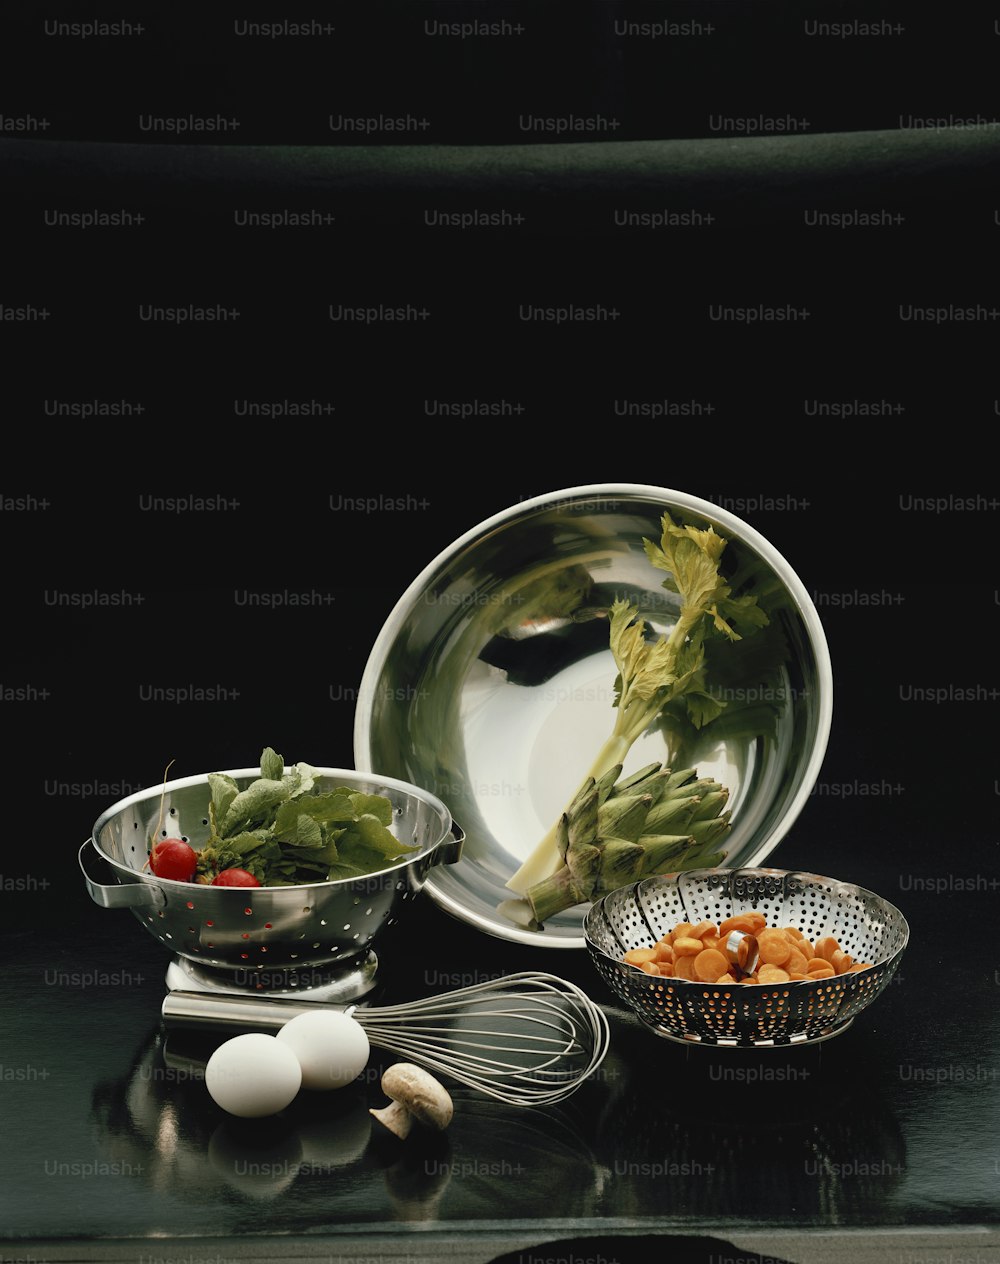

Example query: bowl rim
[89,765,456,893]
[583,867,911,976]
[353,483,835,947]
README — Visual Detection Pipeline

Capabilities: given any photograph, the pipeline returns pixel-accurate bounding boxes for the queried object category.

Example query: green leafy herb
[194,747,419,887]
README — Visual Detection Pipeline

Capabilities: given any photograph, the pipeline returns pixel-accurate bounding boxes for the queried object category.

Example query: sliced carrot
[624,920,875,989]
[674,953,696,980]
[757,931,792,965]
[786,947,809,975]
[719,914,758,937]
[694,948,729,982]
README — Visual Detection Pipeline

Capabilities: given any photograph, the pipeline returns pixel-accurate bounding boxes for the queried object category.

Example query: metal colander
[80,768,463,986]
[585,868,908,1047]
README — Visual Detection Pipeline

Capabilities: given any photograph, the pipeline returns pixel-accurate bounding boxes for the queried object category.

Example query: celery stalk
[505,510,766,900]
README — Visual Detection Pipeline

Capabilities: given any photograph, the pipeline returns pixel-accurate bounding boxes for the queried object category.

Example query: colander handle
[79,839,167,910]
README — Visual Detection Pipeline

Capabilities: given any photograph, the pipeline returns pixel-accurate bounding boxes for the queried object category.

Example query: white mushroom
[369,1063,454,1139]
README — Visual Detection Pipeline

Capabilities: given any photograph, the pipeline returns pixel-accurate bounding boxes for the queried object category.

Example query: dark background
[3,2,1000,1255]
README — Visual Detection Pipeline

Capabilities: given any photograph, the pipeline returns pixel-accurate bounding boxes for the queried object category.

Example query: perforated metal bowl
[80,767,464,992]
[585,868,908,1047]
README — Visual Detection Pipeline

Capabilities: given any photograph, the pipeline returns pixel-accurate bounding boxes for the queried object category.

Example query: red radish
[149,838,198,882]
[212,868,261,888]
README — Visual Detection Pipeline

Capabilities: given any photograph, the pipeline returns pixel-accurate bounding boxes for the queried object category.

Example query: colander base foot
[639,1014,855,1049]
[165,952,380,1004]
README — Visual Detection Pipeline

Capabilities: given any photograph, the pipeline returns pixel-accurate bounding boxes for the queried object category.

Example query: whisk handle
[162,989,348,1033]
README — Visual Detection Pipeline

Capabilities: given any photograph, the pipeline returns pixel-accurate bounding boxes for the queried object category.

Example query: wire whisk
[163,971,610,1105]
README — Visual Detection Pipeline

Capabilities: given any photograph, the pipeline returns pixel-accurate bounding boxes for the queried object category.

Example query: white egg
[205,1033,302,1118]
[276,1010,371,1091]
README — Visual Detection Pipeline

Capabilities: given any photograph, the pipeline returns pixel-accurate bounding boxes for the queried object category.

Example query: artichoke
[501,761,731,927]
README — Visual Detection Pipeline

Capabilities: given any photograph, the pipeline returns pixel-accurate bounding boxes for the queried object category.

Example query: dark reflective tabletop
[5,810,999,1255]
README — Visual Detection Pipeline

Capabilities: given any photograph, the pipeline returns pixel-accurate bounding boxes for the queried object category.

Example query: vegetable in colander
[150,746,421,887]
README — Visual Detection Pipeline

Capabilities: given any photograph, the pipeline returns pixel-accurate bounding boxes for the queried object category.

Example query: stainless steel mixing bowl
[80,768,464,984]
[355,484,833,948]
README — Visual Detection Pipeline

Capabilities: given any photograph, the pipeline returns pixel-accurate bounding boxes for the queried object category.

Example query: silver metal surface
[355,484,834,947]
[161,971,611,1107]
[85,767,464,985]
[163,955,381,1003]
[585,868,908,1047]
[79,841,166,910]
[723,929,759,977]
